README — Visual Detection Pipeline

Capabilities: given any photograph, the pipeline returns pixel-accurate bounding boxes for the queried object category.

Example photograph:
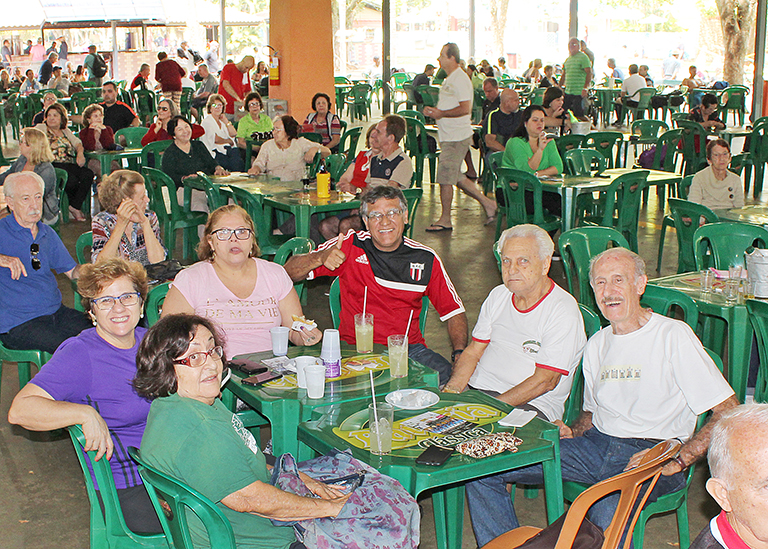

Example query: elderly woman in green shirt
[501,105,563,216]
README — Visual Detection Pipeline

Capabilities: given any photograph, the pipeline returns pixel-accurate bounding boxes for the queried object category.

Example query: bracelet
[674,456,687,470]
[451,349,464,361]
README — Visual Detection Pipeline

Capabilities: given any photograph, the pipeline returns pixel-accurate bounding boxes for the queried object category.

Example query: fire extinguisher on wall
[268,45,280,86]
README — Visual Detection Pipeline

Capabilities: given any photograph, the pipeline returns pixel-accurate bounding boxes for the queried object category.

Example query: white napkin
[498,409,537,427]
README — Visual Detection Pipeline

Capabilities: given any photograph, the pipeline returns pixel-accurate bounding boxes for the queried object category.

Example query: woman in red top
[79,103,116,177]
[141,99,204,146]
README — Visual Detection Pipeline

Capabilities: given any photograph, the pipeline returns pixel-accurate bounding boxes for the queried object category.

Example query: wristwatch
[451,349,464,361]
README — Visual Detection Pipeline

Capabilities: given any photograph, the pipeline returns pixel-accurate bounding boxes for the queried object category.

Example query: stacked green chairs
[67,426,168,549]
[558,226,629,315]
[133,89,157,126]
[746,299,768,403]
[0,342,51,397]
[338,126,362,163]
[659,197,719,274]
[719,85,749,126]
[145,281,170,327]
[129,446,236,549]
[325,153,349,183]
[585,170,650,252]
[582,131,623,169]
[142,167,207,260]
[693,222,768,270]
[402,187,423,238]
[344,83,372,121]
[674,119,708,175]
[494,168,561,240]
[274,237,314,302]
[554,134,585,159]
[115,126,149,148]
[140,139,172,169]
[228,185,290,257]
[402,115,439,187]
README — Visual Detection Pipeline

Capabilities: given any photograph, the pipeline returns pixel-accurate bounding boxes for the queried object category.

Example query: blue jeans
[466,427,687,547]
[408,342,452,385]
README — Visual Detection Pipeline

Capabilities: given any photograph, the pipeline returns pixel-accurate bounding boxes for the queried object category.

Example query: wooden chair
[483,440,681,549]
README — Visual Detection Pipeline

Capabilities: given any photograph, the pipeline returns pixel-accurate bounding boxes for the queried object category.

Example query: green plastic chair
[564,148,607,176]
[128,446,235,549]
[133,89,157,126]
[344,83,372,121]
[3,93,23,141]
[482,150,506,195]
[674,120,709,176]
[558,227,630,314]
[338,126,362,162]
[582,131,623,169]
[329,276,429,334]
[325,153,349,183]
[402,116,439,187]
[719,85,749,126]
[746,299,768,403]
[620,87,656,125]
[402,187,423,238]
[301,131,323,144]
[659,198,720,274]
[629,119,669,157]
[67,426,168,549]
[656,175,694,273]
[70,231,94,312]
[744,120,768,199]
[179,87,195,119]
[561,305,603,426]
[402,82,420,111]
[641,284,699,330]
[0,342,51,397]
[52,167,71,226]
[185,173,228,211]
[693,222,768,270]
[228,185,290,256]
[586,170,650,253]
[554,134,585,160]
[145,281,170,327]
[530,87,546,106]
[115,126,149,148]
[142,167,208,260]
[651,128,684,174]
[274,237,314,303]
[494,168,561,240]
[140,140,172,169]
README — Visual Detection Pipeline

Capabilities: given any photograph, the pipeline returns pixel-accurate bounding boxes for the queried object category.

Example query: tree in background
[489,0,511,60]
[714,0,757,84]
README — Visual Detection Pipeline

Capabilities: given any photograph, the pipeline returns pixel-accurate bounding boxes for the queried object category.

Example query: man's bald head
[500,89,520,114]
[241,56,255,70]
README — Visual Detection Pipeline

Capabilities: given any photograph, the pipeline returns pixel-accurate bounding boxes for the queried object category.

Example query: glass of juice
[387,334,408,378]
[369,403,393,455]
[354,313,374,353]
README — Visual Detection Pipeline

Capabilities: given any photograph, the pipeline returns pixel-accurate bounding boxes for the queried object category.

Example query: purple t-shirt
[31,327,150,489]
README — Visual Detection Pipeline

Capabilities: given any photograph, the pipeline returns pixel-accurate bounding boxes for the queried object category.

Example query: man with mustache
[467,247,739,547]
[0,172,90,353]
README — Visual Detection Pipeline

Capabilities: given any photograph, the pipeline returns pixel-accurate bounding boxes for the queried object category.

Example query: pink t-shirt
[171,258,294,357]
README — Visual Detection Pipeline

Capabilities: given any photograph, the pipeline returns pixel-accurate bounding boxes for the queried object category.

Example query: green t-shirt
[141,393,296,549]
[502,137,563,174]
[237,113,274,139]
[563,52,591,95]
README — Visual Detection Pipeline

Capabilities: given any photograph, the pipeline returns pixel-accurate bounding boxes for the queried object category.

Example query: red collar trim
[713,511,751,549]
[512,279,555,313]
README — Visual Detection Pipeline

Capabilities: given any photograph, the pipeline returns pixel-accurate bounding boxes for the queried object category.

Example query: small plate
[386,389,439,410]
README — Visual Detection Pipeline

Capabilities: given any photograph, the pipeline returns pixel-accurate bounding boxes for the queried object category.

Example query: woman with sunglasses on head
[140,98,203,146]
[8,259,163,535]
[161,205,321,356]
[201,93,243,172]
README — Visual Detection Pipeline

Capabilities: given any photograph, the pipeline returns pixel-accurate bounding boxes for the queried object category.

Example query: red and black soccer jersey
[309,230,464,346]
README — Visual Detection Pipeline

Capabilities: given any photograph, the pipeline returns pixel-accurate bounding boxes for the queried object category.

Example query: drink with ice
[388,334,408,378]
[354,313,374,353]
[369,402,393,455]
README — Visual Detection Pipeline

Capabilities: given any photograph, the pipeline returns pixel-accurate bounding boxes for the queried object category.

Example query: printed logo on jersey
[410,262,425,281]
[385,168,392,176]
[521,339,541,355]
[598,364,642,382]
[356,254,369,265]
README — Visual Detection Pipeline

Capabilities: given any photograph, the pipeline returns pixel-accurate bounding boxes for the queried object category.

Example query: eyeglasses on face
[173,345,224,367]
[365,209,403,222]
[30,243,41,271]
[211,227,253,241]
[92,292,142,310]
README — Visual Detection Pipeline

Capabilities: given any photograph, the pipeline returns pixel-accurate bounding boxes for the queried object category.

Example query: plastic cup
[369,402,393,455]
[729,265,743,280]
[305,365,326,399]
[700,270,714,294]
[294,356,322,389]
[270,326,290,356]
[354,313,374,354]
[320,329,342,377]
[387,334,409,378]
[725,278,740,305]
[745,278,756,300]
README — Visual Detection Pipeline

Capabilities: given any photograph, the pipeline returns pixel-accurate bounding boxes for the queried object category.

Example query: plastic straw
[405,309,414,338]
[363,287,368,318]
[369,370,379,425]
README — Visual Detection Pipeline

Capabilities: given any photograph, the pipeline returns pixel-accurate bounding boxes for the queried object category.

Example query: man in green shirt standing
[559,37,592,118]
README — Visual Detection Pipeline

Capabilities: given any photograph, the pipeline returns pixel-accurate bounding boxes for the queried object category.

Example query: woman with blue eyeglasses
[8,258,163,535]
[161,205,322,355]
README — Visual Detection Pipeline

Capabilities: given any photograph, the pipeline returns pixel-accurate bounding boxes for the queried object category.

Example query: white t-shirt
[621,73,647,101]
[469,282,587,421]
[436,68,474,142]
[200,114,233,155]
[583,313,734,441]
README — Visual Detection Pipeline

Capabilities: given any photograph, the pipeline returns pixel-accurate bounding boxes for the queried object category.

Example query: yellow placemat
[263,355,390,389]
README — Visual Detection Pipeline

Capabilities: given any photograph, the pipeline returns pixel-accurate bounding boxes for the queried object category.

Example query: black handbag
[145,259,183,282]
[517,513,604,549]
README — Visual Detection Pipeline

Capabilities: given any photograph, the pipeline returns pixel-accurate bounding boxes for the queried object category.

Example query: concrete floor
[0,123,741,548]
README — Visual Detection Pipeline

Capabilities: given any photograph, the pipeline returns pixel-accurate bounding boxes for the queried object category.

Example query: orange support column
[269,0,335,120]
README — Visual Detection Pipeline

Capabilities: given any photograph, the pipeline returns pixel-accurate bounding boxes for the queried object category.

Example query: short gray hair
[497,225,554,260]
[708,403,768,486]
[4,172,45,198]
[588,247,646,284]
[359,186,408,219]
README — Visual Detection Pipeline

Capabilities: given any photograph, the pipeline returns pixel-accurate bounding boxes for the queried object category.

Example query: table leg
[728,308,753,403]
[432,485,465,549]
[294,209,312,240]
[101,157,110,179]
[540,429,564,524]
[560,187,576,233]
[271,401,302,457]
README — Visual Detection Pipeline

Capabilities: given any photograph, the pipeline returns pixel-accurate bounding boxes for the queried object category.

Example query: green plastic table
[713,205,768,227]
[541,168,681,232]
[263,186,360,240]
[298,388,563,549]
[84,147,143,177]
[223,343,439,459]
[649,273,753,402]
[718,125,752,146]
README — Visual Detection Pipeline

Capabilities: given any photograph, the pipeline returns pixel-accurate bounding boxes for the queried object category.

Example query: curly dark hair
[133,314,227,400]
[311,92,332,111]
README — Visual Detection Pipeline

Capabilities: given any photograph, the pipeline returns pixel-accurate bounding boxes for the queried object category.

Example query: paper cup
[270,326,290,356]
[294,356,322,389]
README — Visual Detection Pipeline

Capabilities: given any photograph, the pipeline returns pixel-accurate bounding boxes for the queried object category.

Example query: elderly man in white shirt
[613,63,647,126]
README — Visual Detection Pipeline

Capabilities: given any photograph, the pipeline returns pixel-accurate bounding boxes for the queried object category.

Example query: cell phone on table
[416,445,453,466]
[242,371,282,386]
[230,358,267,375]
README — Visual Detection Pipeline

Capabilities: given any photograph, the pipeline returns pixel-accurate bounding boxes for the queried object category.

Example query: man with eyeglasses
[100,81,139,132]
[0,172,91,353]
[285,185,467,384]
